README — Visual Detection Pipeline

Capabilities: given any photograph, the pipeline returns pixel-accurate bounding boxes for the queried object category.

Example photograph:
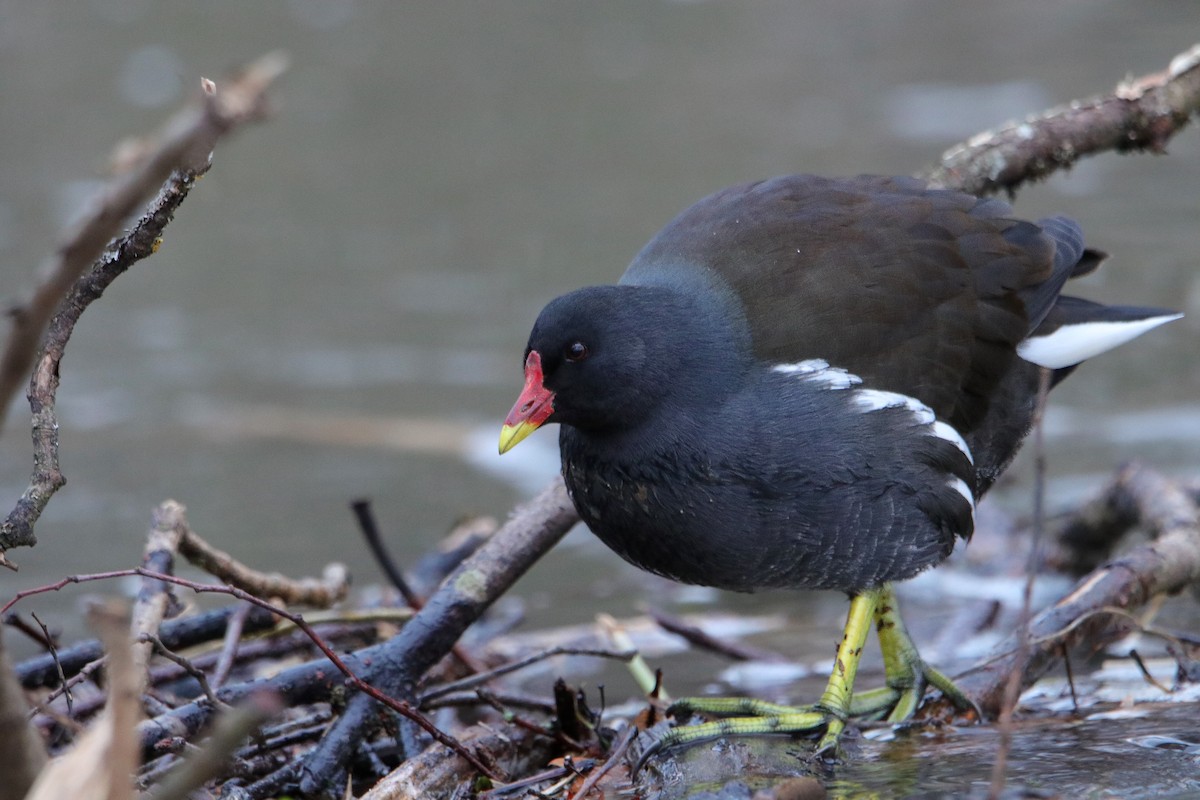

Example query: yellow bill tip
[498,421,538,455]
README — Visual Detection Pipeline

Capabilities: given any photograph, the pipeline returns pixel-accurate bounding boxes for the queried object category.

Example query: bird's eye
[563,341,590,363]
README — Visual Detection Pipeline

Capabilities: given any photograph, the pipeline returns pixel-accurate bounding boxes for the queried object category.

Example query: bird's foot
[633,696,849,774]
[632,588,981,774]
[635,591,882,774]
[863,583,981,723]
[635,665,979,774]
[847,660,979,724]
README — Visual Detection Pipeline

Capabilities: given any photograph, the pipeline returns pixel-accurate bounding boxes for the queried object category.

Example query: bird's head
[499,284,741,453]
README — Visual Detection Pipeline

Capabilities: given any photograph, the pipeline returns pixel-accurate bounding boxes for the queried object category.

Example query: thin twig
[26,656,105,722]
[421,690,556,714]
[988,367,1051,800]
[1128,649,1173,694]
[571,724,637,799]
[236,710,333,758]
[1061,643,1079,713]
[421,645,635,703]
[211,602,253,689]
[30,612,70,715]
[597,614,664,700]
[647,606,783,662]
[352,499,421,608]
[350,498,482,673]
[3,614,54,649]
[139,633,224,709]
[481,760,598,799]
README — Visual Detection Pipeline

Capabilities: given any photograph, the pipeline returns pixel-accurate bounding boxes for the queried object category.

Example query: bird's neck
[557,372,737,467]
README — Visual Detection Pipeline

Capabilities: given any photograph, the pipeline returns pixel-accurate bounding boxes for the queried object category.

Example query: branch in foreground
[921,43,1200,195]
[8,564,463,772]
[15,604,277,690]
[0,626,48,800]
[25,601,139,800]
[296,480,579,798]
[141,692,281,800]
[0,53,288,558]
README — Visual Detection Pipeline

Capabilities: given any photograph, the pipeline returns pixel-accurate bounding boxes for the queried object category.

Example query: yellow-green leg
[848,584,978,722]
[637,584,978,770]
[639,587,881,766]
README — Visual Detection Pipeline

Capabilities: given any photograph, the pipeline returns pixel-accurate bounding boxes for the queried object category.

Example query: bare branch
[957,462,1200,713]
[130,501,188,695]
[0,53,288,556]
[0,52,287,430]
[141,693,281,800]
[922,43,1200,194]
[179,527,349,608]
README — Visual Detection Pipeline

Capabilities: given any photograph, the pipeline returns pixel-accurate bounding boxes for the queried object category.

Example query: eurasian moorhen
[499,174,1179,756]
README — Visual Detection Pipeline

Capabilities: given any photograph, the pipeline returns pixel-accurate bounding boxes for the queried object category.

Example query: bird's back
[623,174,1077,437]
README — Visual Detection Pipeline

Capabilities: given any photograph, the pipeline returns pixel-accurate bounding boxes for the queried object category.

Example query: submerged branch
[957,462,1200,713]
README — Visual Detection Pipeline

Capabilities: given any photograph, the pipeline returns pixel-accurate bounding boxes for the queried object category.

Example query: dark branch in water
[956,462,1200,713]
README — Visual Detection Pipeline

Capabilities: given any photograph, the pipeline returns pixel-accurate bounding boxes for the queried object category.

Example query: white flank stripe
[851,388,934,424]
[772,359,862,389]
[854,388,974,462]
[851,388,975,464]
[1018,313,1182,370]
[771,357,830,376]
[948,477,976,512]
[775,362,975,467]
[932,421,974,464]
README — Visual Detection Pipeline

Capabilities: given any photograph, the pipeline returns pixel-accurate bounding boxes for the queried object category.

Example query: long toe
[919,661,982,720]
[846,661,979,725]
[642,698,847,764]
[871,584,980,724]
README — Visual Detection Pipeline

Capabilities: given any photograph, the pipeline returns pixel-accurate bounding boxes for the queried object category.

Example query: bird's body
[500,173,1179,756]
[560,353,972,592]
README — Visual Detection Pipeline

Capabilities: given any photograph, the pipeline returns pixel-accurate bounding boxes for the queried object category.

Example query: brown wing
[622,174,1059,434]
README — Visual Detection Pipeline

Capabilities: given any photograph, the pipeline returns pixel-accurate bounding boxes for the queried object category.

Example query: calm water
[638,702,1200,799]
[1,3,1198,791]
